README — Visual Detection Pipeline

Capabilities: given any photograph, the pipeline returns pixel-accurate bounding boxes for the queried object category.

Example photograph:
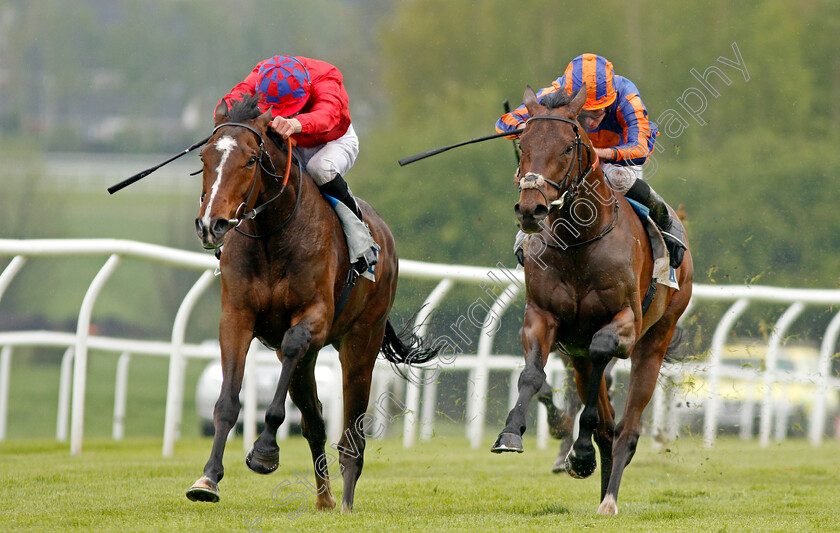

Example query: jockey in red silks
[497,53,687,269]
[220,55,378,276]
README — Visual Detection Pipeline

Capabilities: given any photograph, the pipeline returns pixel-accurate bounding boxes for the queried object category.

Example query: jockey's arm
[294,74,344,135]
[594,147,615,162]
[609,93,654,166]
[270,116,302,139]
[495,84,566,139]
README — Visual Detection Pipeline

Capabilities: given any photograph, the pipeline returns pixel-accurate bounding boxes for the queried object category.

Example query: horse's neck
[545,161,616,245]
[253,152,336,250]
[582,165,616,213]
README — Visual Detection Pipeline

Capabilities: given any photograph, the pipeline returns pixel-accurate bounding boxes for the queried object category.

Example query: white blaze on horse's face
[201,135,238,228]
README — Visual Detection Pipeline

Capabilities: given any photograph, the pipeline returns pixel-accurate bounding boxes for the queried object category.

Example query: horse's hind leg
[336,326,382,513]
[492,306,557,453]
[545,354,581,473]
[246,320,322,475]
[288,356,337,511]
[598,320,675,516]
[187,312,254,503]
[538,380,574,441]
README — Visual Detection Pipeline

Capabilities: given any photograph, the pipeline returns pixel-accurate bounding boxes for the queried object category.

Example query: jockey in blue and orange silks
[497,53,687,269]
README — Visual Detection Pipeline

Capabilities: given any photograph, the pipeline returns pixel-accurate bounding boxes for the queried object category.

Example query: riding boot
[319,174,364,221]
[625,179,687,269]
[318,175,379,277]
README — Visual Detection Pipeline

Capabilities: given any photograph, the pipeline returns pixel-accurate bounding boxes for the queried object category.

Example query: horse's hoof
[186,476,220,503]
[490,432,524,453]
[565,449,596,479]
[551,454,567,474]
[315,493,337,511]
[246,445,279,475]
[597,494,618,515]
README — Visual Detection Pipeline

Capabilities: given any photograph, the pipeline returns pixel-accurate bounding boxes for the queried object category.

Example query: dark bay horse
[491,85,693,515]
[186,95,437,512]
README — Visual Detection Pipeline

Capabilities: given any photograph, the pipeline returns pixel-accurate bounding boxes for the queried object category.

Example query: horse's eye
[564,145,573,155]
[246,156,258,167]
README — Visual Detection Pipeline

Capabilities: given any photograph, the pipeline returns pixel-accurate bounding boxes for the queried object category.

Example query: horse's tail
[380,319,440,366]
[663,325,686,363]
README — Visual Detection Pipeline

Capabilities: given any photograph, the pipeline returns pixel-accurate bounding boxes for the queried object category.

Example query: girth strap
[333,266,360,323]
[641,278,657,316]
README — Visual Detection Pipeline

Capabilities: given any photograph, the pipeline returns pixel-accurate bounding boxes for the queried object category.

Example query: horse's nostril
[211,218,230,238]
[533,204,549,219]
[195,218,205,238]
[514,204,522,217]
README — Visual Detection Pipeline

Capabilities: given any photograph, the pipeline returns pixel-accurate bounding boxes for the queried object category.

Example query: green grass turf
[0,435,838,532]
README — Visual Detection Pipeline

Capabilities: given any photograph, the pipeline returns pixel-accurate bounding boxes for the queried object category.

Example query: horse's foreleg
[187,313,253,503]
[492,306,557,453]
[566,307,634,484]
[594,382,616,501]
[593,359,618,496]
[288,356,336,511]
[598,321,674,516]
[246,320,322,475]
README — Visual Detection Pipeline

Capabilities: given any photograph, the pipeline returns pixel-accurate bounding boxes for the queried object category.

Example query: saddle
[625,198,679,315]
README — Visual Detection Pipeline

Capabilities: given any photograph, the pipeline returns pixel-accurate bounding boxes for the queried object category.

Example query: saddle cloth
[322,193,377,282]
[626,198,679,290]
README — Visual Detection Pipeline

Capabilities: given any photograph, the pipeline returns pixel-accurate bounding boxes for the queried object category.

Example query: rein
[209,122,359,324]
[210,122,301,239]
[520,115,619,249]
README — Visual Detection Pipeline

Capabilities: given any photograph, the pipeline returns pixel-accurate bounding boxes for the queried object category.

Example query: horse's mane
[227,93,263,122]
[541,90,575,110]
[226,93,285,149]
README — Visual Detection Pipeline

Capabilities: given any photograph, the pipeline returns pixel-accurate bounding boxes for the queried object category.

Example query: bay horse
[186,95,437,512]
[491,84,694,515]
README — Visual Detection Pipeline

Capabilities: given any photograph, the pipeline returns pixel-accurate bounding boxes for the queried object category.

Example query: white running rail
[0,239,838,455]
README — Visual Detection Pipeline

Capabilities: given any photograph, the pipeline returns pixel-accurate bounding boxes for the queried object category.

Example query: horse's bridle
[517,115,598,211]
[518,115,619,248]
[209,122,302,239]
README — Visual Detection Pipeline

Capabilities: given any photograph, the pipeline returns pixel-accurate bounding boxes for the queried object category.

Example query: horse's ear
[256,110,273,132]
[523,85,541,115]
[569,83,588,117]
[214,100,229,125]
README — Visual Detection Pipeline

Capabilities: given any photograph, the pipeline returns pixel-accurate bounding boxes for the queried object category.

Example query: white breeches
[293,124,359,185]
[601,163,644,194]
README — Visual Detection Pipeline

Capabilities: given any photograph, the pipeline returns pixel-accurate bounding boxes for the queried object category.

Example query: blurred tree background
[0,0,838,345]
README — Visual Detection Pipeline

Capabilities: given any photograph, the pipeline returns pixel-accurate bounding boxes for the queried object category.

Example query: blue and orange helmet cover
[562,54,617,110]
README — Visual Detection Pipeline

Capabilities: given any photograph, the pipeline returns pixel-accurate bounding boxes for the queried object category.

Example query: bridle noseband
[209,122,301,239]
